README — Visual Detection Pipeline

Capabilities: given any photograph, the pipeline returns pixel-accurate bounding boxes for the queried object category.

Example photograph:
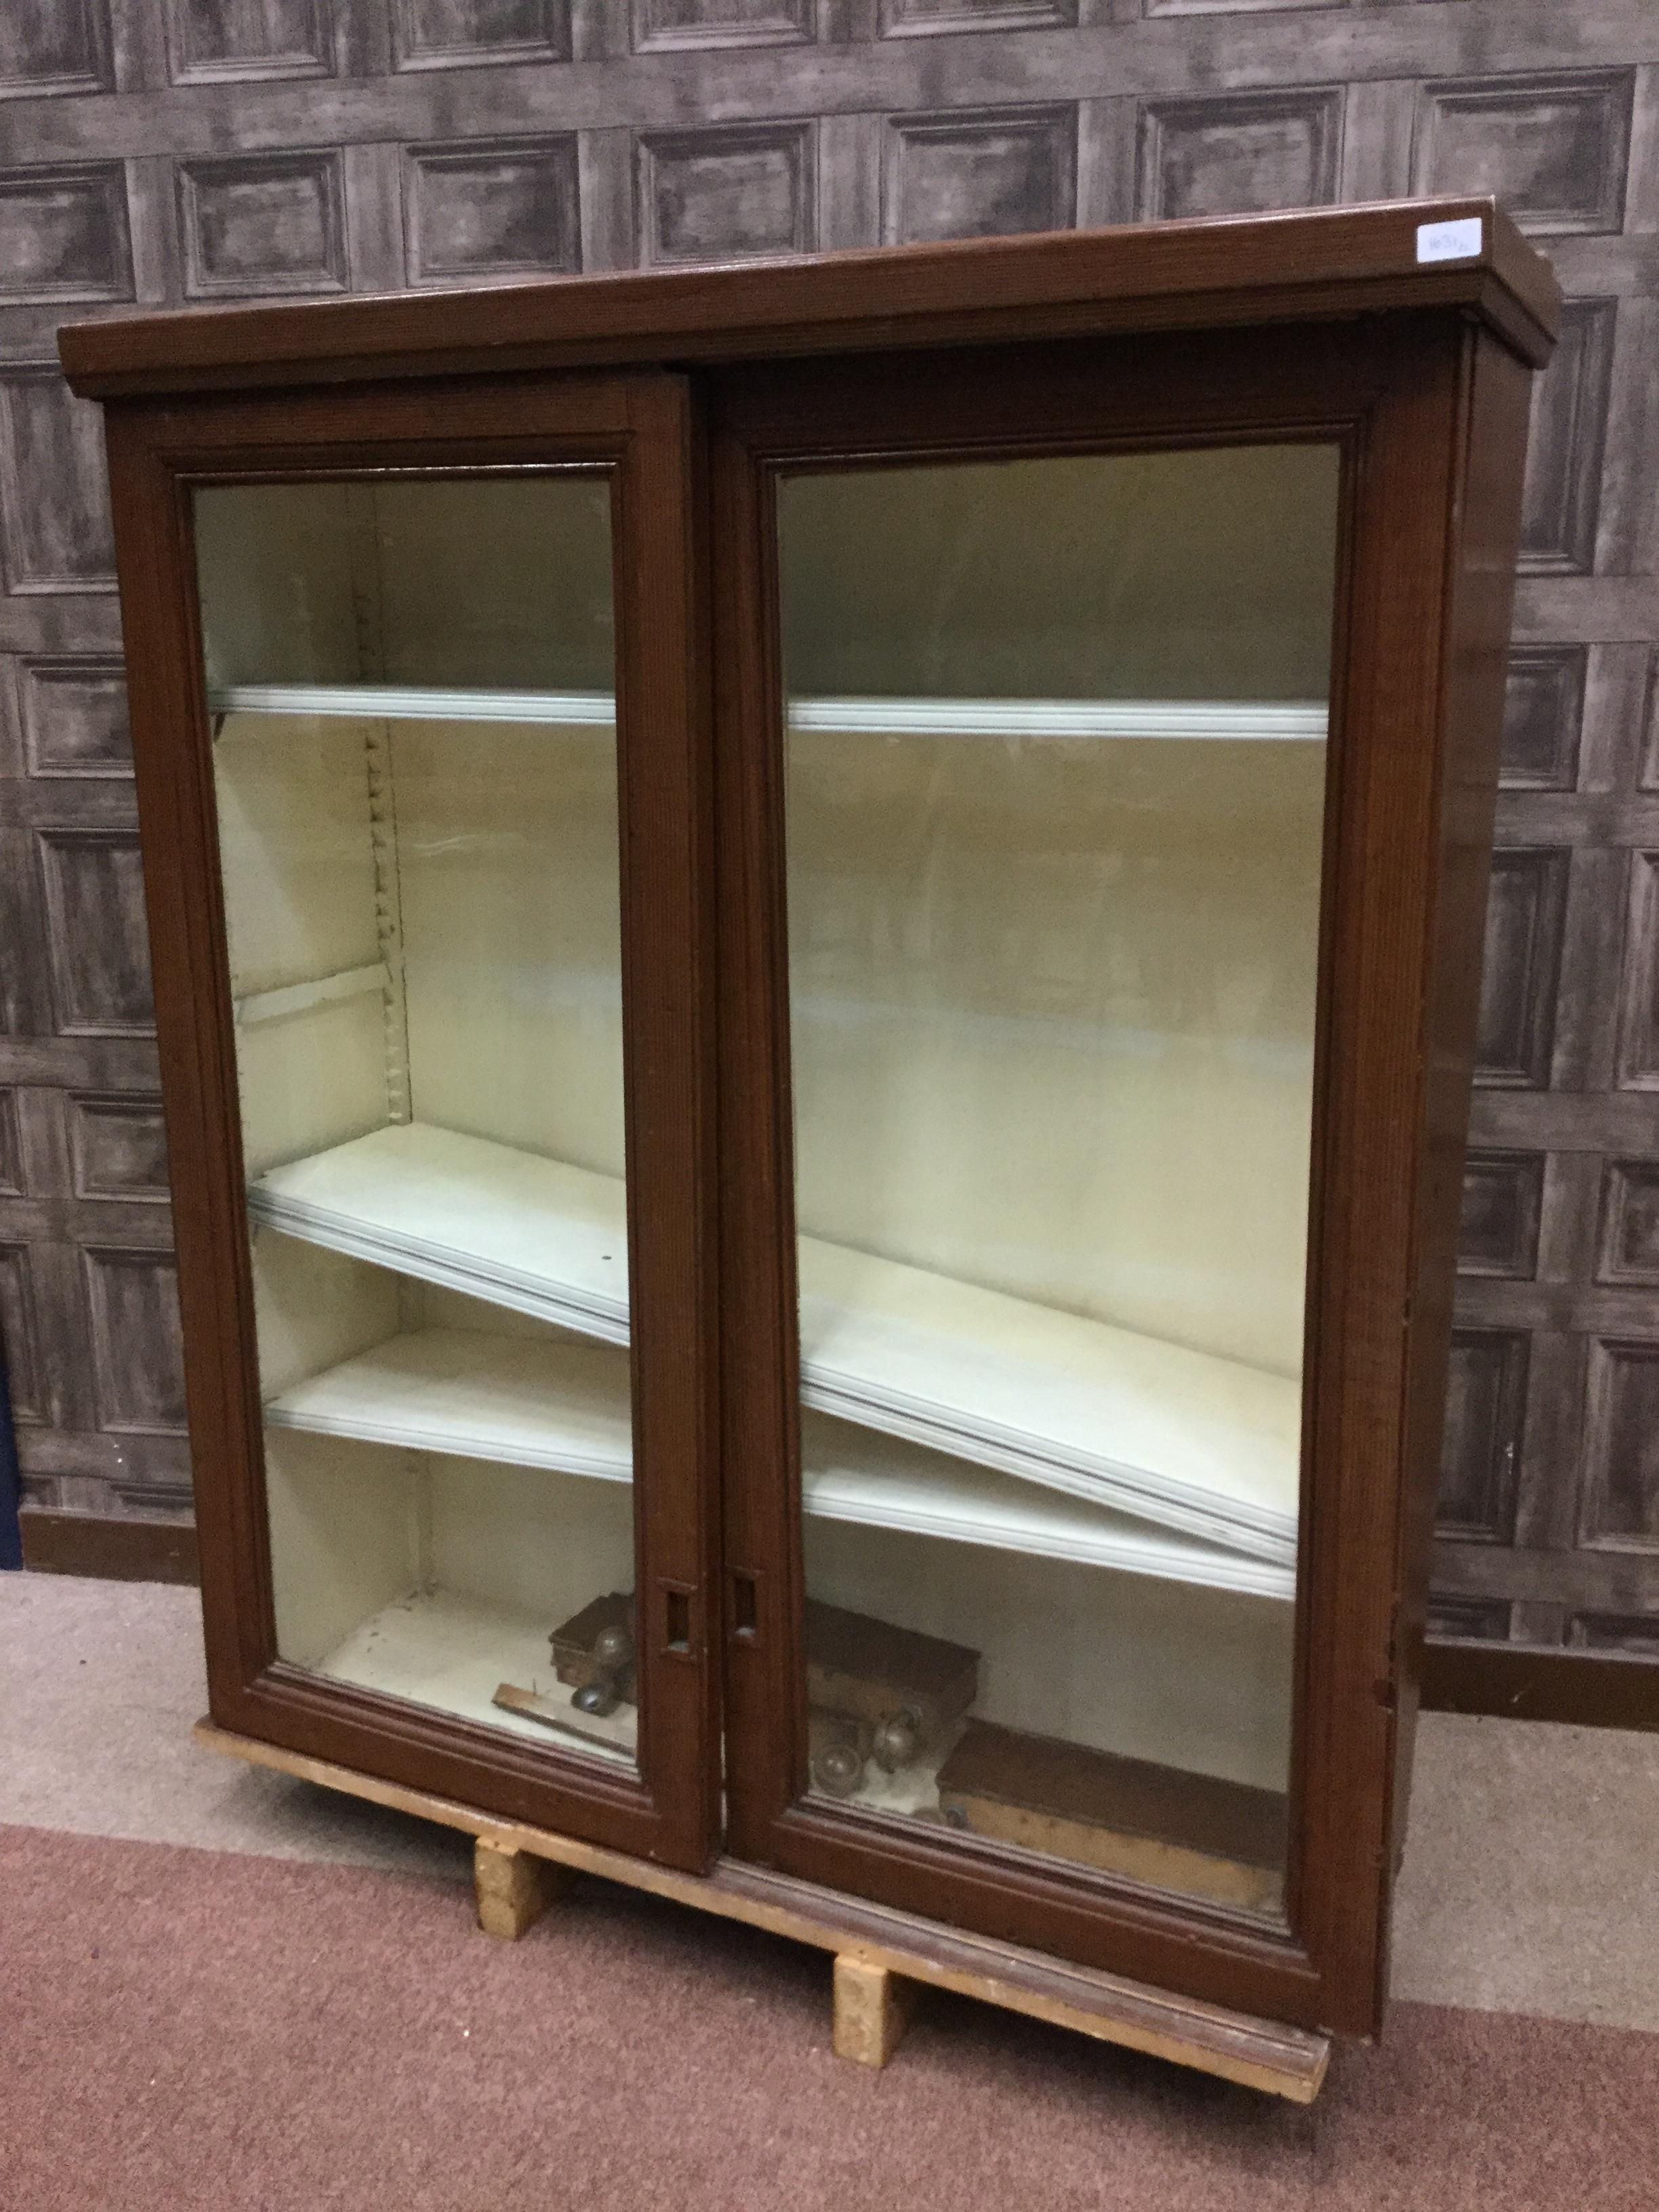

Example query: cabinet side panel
[103,406,277,1702]
[1385,333,1536,1967]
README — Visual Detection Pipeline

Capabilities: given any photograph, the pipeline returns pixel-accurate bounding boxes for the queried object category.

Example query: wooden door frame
[103,369,722,1874]
[709,314,1534,2036]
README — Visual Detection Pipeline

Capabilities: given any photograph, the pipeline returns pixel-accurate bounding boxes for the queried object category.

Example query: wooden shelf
[265,1326,1294,1598]
[796,1235,1298,1565]
[806,1410,1292,1597]
[251,1124,1300,1564]
[211,681,1326,743]
[211,683,616,726]
[267,1328,632,1480]
[251,1124,632,1344]
[790,697,1326,741]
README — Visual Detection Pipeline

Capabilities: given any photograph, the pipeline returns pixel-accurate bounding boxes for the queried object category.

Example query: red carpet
[1,1822,1654,2211]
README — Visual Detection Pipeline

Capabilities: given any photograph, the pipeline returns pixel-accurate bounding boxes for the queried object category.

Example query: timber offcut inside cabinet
[62,198,1557,2099]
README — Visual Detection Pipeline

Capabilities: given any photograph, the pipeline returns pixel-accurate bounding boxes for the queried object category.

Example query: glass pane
[197,476,641,1771]
[779,447,1339,1914]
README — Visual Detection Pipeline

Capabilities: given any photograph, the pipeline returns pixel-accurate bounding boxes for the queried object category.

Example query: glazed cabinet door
[107,373,718,1871]
[713,323,1500,2031]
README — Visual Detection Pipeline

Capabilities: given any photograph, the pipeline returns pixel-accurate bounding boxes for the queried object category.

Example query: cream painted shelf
[805,1417,1292,1600]
[209,682,1327,742]
[211,684,616,726]
[268,1328,631,1479]
[251,1124,1300,1565]
[265,1326,1294,1599]
[315,1584,636,1765]
[251,1124,631,1344]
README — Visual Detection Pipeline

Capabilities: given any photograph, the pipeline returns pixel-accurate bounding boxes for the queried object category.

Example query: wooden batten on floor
[193,1720,1331,2103]
[1422,1642,1659,1732]
[21,1510,201,1586]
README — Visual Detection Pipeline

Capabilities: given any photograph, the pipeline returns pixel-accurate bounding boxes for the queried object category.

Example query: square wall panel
[1500,647,1586,792]
[81,1248,188,1435]
[1578,1340,1659,1553]
[176,151,349,298]
[403,137,580,285]
[638,125,816,263]
[0,370,117,594]
[883,108,1076,245]
[1437,1330,1528,1545]
[392,0,570,68]
[0,165,131,303]
[165,0,335,83]
[1517,299,1615,577]
[1136,90,1342,221]
[1413,71,1634,237]
[633,0,813,49]
[20,659,131,778]
[0,2,113,98]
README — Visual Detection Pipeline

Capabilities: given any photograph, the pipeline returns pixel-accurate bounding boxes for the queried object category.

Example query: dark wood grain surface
[58,198,1557,394]
[935,1719,1288,1870]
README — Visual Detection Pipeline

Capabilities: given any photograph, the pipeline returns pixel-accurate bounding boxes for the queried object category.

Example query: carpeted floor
[3,1574,1658,2210]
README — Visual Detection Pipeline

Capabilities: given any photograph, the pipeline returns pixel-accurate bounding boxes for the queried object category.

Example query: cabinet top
[59,196,1557,402]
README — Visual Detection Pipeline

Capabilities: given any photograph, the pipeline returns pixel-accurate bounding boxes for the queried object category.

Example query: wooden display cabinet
[60,198,1557,2100]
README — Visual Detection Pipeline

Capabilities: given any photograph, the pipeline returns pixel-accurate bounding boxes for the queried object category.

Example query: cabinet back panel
[234,997,391,1179]
[781,448,1338,705]
[266,1427,417,1671]
[215,707,394,1174]
[267,1433,637,1728]
[396,720,628,1179]
[251,1234,401,1401]
[216,712,383,998]
[789,731,1324,1377]
[428,1454,634,1623]
[195,478,615,693]
[806,1516,1292,1794]
[196,486,363,691]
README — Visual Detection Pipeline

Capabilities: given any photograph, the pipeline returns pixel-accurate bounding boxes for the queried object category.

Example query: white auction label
[1414,216,1483,264]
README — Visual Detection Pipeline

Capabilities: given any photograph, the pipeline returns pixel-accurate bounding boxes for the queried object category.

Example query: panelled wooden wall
[1,1,1656,1671]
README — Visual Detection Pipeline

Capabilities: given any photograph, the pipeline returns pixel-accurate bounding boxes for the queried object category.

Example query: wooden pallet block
[474,1833,571,1940]
[833,1955,917,2068]
[192,1719,1331,2103]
